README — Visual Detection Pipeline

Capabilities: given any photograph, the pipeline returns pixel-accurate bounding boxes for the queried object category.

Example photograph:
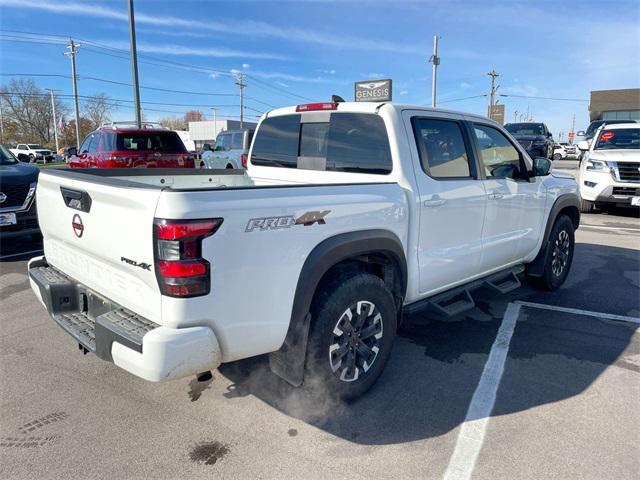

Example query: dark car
[0,145,39,239]
[504,122,554,159]
[67,123,194,168]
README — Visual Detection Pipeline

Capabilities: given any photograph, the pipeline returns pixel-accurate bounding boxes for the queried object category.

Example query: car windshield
[505,123,544,136]
[27,144,44,149]
[0,145,18,165]
[594,128,640,150]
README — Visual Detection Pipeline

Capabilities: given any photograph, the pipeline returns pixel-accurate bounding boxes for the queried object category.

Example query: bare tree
[184,110,204,123]
[0,78,68,146]
[83,93,113,129]
[159,115,187,130]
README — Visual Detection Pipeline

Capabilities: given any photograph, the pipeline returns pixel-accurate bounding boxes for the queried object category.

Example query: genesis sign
[354,79,392,102]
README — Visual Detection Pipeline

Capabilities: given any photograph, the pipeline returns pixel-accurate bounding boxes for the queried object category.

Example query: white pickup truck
[10,143,54,163]
[29,102,580,399]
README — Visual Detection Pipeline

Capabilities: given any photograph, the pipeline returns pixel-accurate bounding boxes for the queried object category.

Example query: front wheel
[305,272,397,401]
[553,153,562,160]
[529,215,575,291]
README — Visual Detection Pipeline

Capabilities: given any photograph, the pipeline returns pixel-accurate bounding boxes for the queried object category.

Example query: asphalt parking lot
[1,160,639,480]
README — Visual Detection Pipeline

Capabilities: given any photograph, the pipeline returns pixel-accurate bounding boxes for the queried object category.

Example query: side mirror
[202,143,212,151]
[67,147,78,157]
[532,157,552,176]
[577,141,590,151]
[576,130,585,136]
[547,132,553,137]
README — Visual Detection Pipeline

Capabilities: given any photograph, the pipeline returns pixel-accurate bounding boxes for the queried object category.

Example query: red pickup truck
[68,124,194,169]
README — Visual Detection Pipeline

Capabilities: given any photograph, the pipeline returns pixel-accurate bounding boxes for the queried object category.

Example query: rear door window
[412,118,474,179]
[231,132,244,149]
[251,113,392,174]
[116,132,186,152]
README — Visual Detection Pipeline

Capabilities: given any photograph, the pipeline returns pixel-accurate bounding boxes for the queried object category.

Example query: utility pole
[487,69,500,120]
[514,110,518,123]
[570,113,576,144]
[64,39,81,150]
[235,73,246,128]
[428,35,440,108]
[127,0,142,127]
[47,89,60,154]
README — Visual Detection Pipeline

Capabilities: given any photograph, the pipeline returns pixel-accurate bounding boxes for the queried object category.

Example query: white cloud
[242,63,250,69]
[400,90,409,96]
[0,0,428,55]
[208,73,220,79]
[94,39,287,60]
[249,70,341,84]
[365,73,385,79]
[276,81,290,88]
[459,82,472,89]
[323,69,337,75]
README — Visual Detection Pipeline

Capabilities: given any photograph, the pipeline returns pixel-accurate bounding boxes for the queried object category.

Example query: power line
[0,91,245,109]
[1,30,312,103]
[438,94,487,104]
[499,94,588,102]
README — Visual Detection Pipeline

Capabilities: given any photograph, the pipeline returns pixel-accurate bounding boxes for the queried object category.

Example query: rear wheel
[226,164,233,169]
[305,272,396,401]
[553,153,562,160]
[529,215,575,291]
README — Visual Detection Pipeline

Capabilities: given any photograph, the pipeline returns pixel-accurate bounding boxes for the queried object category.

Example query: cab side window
[412,118,474,179]
[473,124,528,180]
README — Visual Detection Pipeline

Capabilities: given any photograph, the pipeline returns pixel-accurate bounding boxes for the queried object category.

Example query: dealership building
[188,119,257,150]
[588,88,640,121]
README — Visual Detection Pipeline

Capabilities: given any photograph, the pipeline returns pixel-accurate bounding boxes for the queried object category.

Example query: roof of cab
[264,101,492,124]
[601,122,640,130]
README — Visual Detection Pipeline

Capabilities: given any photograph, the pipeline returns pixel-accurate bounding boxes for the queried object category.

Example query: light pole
[47,89,60,154]
[210,107,217,137]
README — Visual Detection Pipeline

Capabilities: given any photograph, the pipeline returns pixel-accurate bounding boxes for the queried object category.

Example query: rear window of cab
[251,113,392,174]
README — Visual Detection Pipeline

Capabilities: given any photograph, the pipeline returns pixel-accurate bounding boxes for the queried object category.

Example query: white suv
[578,123,640,212]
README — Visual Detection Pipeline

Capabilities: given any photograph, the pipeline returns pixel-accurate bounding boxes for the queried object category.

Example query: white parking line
[0,249,43,261]
[443,302,521,480]
[515,300,640,325]
[580,224,640,232]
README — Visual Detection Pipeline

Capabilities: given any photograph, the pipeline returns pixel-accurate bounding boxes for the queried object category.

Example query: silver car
[201,129,254,169]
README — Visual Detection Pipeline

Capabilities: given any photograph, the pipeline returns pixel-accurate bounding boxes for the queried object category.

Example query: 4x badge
[245,210,331,232]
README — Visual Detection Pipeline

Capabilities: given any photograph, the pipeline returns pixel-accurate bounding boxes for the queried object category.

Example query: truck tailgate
[36,171,163,323]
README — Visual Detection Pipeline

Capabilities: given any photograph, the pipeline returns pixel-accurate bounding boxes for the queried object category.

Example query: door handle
[423,198,446,207]
[488,192,504,200]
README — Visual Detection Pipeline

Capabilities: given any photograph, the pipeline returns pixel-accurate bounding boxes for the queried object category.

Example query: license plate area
[0,212,17,226]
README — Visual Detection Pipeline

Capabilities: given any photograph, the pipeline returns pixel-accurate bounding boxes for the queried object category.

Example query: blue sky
[1,0,639,137]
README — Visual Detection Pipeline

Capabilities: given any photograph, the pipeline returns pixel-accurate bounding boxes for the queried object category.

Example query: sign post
[354,79,392,102]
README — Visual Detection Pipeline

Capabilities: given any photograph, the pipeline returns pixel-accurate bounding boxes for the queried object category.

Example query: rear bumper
[28,256,221,381]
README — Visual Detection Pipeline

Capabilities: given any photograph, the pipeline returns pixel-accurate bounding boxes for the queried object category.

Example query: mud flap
[268,313,311,387]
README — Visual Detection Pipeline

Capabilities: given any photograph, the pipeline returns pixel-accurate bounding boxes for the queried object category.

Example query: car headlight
[585,159,610,172]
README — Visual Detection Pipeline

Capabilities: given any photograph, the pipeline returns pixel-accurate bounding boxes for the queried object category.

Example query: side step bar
[404,265,524,318]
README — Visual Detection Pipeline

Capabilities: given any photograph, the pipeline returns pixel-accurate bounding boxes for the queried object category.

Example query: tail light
[104,154,131,168]
[153,218,223,297]
[296,102,337,112]
[240,153,248,169]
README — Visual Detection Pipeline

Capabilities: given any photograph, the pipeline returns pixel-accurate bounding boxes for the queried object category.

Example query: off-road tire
[529,215,575,291]
[305,272,397,401]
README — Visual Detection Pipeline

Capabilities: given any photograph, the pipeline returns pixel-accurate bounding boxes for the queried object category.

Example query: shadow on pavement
[218,244,638,445]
